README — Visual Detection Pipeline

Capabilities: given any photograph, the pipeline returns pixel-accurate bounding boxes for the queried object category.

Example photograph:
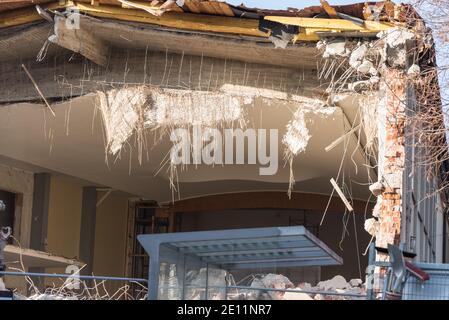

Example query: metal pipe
[0,271,147,283]
[366,242,375,300]
[226,285,366,298]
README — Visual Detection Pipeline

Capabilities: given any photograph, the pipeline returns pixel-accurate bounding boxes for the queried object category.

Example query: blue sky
[226,0,358,9]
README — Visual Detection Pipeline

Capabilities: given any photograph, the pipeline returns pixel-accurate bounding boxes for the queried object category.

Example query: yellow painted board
[293,32,319,42]
[265,16,394,32]
[74,3,268,37]
[0,2,65,28]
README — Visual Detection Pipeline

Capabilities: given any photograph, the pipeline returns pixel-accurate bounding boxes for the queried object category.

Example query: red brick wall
[376,69,406,250]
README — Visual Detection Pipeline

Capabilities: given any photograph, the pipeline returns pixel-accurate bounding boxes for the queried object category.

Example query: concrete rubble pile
[245,274,365,300]
[163,266,365,300]
[185,268,228,300]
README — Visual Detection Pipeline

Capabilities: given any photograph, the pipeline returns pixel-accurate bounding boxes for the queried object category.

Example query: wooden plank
[0,0,34,3]
[325,124,361,152]
[0,2,65,28]
[197,0,218,15]
[74,3,267,37]
[183,0,201,14]
[293,31,320,42]
[330,178,354,212]
[49,15,109,66]
[118,0,164,15]
[21,64,56,116]
[4,245,83,268]
[215,1,234,17]
[320,0,338,18]
[159,0,183,13]
[208,1,227,16]
[265,16,393,32]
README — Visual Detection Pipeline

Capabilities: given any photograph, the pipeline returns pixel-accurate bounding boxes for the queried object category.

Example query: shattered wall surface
[282,106,337,197]
[96,86,253,158]
[98,87,149,155]
[96,83,341,192]
[0,48,320,104]
[315,28,422,256]
[96,84,330,156]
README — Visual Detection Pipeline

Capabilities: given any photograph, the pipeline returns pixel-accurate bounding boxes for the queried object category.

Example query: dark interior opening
[0,189,15,241]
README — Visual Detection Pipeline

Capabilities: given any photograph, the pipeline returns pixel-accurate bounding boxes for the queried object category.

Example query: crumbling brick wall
[376,69,407,252]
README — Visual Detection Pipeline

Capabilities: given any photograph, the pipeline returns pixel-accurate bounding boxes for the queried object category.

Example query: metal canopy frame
[138,226,343,300]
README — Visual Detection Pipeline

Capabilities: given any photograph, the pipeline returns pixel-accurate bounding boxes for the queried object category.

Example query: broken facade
[0,0,447,299]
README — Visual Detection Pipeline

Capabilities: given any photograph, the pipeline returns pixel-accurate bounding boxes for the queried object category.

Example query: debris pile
[244,274,365,300]
[9,277,147,300]
[184,268,229,300]
[97,86,251,158]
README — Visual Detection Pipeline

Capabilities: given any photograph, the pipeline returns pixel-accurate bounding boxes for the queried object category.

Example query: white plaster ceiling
[0,93,373,202]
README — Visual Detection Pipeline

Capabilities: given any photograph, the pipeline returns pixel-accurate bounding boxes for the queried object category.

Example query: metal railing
[365,243,449,300]
[0,270,148,300]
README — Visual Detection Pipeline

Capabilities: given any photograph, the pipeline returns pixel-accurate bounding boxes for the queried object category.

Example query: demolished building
[0,0,448,299]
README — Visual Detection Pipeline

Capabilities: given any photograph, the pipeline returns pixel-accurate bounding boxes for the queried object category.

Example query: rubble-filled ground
[4,271,365,300]
[230,274,366,300]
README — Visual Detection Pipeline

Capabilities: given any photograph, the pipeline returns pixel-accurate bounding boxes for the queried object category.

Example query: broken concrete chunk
[317,275,349,291]
[378,28,415,68]
[372,198,381,218]
[261,273,294,289]
[282,289,313,300]
[316,40,326,51]
[298,282,312,291]
[348,80,371,92]
[369,67,378,76]
[349,278,363,287]
[369,76,380,84]
[321,40,349,58]
[364,217,379,236]
[378,28,415,48]
[248,277,265,300]
[248,274,366,300]
[186,268,228,300]
[349,44,368,69]
[356,60,374,74]
[369,181,384,196]
[407,64,421,78]
[259,273,294,300]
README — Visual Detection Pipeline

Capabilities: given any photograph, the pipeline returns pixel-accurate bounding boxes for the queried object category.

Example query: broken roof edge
[4,244,84,268]
[0,1,407,42]
[0,0,400,20]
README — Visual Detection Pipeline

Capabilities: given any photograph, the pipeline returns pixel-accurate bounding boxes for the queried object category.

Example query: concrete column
[29,172,51,289]
[79,186,97,276]
[30,173,51,251]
